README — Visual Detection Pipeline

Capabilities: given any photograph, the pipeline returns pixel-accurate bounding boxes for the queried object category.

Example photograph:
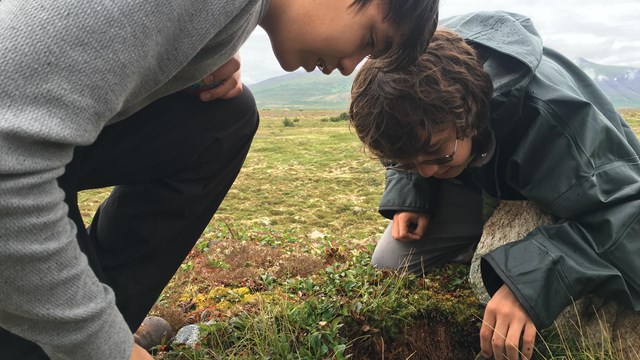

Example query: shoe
[133,316,173,351]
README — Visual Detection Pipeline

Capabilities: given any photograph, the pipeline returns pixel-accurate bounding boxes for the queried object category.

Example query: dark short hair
[349,29,493,162]
[350,0,440,72]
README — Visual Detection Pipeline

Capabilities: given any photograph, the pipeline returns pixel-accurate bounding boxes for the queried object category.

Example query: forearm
[0,168,133,359]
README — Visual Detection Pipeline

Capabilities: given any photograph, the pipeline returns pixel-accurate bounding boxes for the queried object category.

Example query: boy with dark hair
[0,0,439,359]
[350,12,640,360]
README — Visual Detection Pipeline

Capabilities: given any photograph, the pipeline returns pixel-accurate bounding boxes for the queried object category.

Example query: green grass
[208,110,389,242]
[78,108,640,359]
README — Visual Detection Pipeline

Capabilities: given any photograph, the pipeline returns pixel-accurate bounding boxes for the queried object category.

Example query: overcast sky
[240,0,640,84]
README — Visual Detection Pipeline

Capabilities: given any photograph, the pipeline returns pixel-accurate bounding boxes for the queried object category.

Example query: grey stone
[173,324,202,347]
[469,200,553,304]
[133,316,173,350]
[469,200,640,355]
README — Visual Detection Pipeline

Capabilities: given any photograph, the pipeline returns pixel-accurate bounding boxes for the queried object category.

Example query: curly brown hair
[349,29,493,162]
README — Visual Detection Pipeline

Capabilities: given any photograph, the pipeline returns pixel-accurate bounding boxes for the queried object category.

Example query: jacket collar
[468,128,495,168]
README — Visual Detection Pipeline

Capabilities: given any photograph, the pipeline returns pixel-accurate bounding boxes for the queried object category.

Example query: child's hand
[187,52,243,101]
[391,212,430,242]
[480,284,536,360]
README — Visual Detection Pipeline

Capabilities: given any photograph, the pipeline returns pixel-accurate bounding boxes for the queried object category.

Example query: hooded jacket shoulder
[440,11,542,76]
[441,11,542,138]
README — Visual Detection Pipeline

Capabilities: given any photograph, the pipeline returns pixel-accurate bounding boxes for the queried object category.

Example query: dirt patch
[201,239,324,285]
[347,315,480,360]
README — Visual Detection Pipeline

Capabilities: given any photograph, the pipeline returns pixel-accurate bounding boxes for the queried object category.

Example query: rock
[469,200,552,304]
[133,316,173,350]
[469,200,640,355]
[173,324,202,347]
[309,230,326,240]
[469,200,553,304]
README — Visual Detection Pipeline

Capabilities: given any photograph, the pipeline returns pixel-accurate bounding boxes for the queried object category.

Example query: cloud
[239,28,281,85]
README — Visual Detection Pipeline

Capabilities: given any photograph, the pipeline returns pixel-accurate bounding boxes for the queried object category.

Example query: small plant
[207,258,230,269]
[258,273,277,290]
[283,117,295,127]
[180,260,194,271]
[329,112,349,122]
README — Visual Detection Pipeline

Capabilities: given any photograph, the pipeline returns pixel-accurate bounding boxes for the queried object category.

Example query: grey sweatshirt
[0,0,268,358]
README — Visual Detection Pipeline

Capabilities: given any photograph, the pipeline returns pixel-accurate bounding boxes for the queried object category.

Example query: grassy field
[208,110,388,241]
[78,108,640,359]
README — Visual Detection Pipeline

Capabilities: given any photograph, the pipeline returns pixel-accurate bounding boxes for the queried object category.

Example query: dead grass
[152,238,325,331]
[183,239,324,291]
[620,108,640,134]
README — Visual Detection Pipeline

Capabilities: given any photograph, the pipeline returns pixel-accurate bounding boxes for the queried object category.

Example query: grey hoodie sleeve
[0,0,254,358]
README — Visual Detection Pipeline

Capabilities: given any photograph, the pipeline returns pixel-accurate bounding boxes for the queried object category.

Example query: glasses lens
[387,137,458,171]
[425,154,454,165]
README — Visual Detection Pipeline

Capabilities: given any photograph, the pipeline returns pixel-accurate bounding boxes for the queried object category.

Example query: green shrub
[329,112,349,122]
[283,117,295,127]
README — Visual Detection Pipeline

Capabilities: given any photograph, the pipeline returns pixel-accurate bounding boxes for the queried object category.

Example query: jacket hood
[440,11,544,138]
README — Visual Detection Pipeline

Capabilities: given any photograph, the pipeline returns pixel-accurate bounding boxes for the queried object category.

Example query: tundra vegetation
[78,108,640,359]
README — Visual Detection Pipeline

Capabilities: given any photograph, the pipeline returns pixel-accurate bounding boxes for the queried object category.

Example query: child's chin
[434,166,463,179]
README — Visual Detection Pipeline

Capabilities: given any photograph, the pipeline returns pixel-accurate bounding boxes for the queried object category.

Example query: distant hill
[250,70,353,110]
[250,60,640,110]
[576,58,640,108]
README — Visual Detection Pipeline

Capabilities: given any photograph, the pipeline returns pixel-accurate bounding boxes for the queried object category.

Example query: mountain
[250,60,640,110]
[576,58,640,108]
[250,70,353,110]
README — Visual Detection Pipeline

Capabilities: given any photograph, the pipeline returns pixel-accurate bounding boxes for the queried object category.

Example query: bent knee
[194,84,259,136]
[370,247,427,275]
[226,85,258,124]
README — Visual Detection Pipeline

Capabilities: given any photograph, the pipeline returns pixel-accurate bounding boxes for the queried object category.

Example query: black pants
[0,89,259,359]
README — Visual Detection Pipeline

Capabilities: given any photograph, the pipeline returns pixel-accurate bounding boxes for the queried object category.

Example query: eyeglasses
[386,137,459,172]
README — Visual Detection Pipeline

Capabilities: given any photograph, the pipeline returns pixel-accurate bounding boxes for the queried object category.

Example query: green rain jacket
[378,11,640,329]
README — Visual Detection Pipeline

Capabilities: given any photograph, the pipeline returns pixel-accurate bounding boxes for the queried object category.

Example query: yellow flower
[217,300,233,310]
[207,286,228,299]
[194,293,208,307]
[241,294,257,303]
[233,287,250,296]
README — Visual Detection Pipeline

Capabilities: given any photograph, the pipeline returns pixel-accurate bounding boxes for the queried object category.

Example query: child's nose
[417,164,439,178]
